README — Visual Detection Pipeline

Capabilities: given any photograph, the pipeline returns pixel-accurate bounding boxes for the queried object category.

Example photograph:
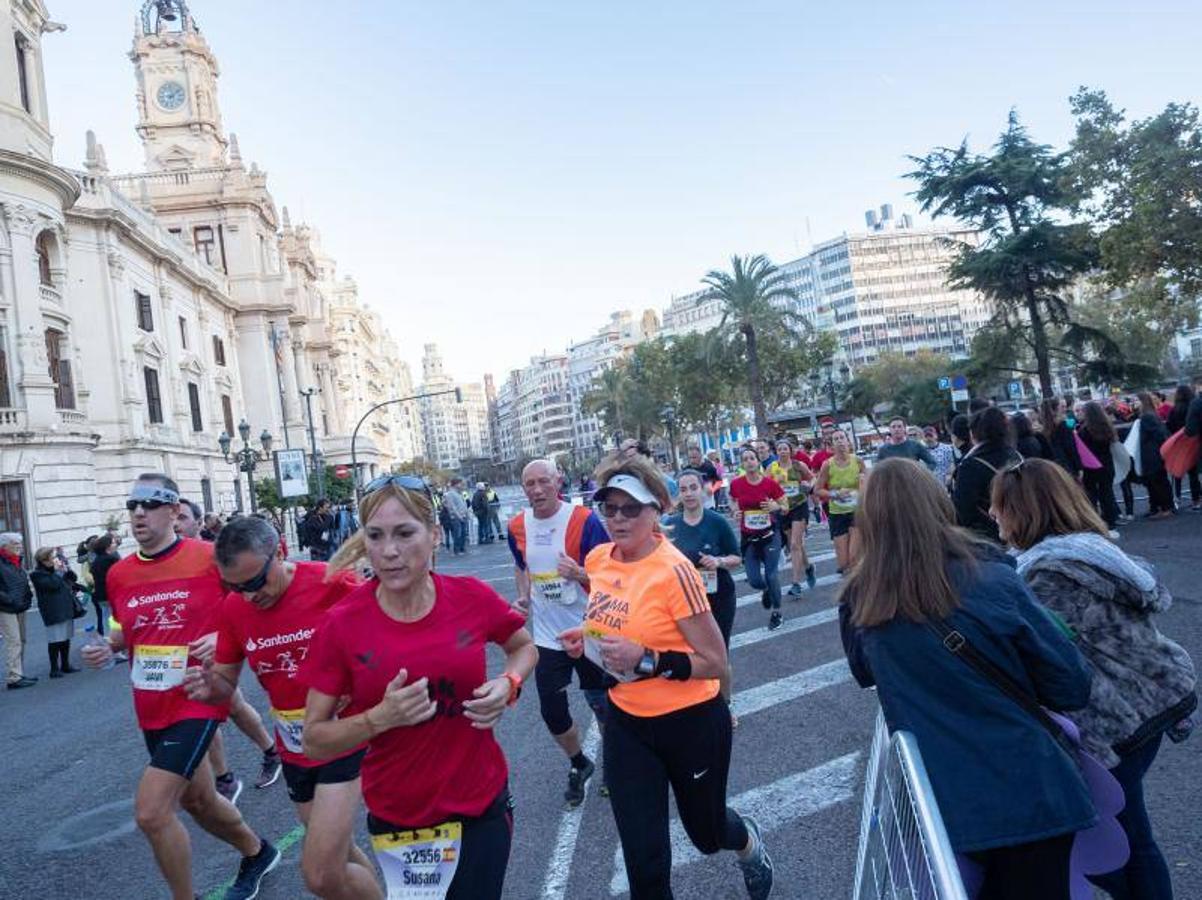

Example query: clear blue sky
[42,1,1202,385]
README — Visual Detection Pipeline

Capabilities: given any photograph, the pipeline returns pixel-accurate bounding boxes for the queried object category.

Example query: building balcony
[58,409,87,427]
[40,284,62,305]
[0,408,27,431]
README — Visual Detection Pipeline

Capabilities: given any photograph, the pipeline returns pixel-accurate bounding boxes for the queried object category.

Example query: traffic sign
[951,388,970,403]
[937,376,951,391]
[951,375,968,390]
[1008,381,1023,400]
[334,464,350,480]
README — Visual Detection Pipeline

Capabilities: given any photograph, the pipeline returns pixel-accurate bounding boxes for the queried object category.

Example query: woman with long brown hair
[1135,392,1175,518]
[302,476,538,900]
[1077,400,1120,530]
[839,459,1094,899]
[991,459,1196,899]
[1039,396,1082,476]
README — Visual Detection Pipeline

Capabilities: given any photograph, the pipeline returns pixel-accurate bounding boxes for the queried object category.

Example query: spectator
[992,458,1197,899]
[840,459,1095,897]
[876,416,936,470]
[921,426,956,488]
[199,512,223,541]
[487,483,503,535]
[1012,411,1047,461]
[471,482,492,544]
[301,498,335,560]
[1039,397,1083,477]
[0,532,34,690]
[952,407,1021,543]
[30,546,80,678]
[442,477,470,554]
[1166,384,1201,510]
[1136,392,1175,519]
[89,533,120,638]
[1076,401,1120,531]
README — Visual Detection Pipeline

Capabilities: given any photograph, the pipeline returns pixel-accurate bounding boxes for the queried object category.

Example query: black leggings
[969,831,1074,900]
[1143,470,1175,514]
[606,696,748,900]
[367,790,513,900]
[47,640,71,672]
[1082,468,1119,527]
[91,596,106,635]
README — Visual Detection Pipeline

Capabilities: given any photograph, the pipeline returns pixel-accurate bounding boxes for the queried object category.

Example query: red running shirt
[214,562,361,767]
[728,475,785,535]
[107,539,229,730]
[301,574,526,827]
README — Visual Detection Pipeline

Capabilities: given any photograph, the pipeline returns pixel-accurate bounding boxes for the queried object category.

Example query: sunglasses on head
[222,554,274,594]
[364,474,431,497]
[126,499,171,512]
[600,500,652,520]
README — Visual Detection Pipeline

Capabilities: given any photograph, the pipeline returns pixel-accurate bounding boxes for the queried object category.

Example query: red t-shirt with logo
[728,475,785,535]
[214,562,361,767]
[107,539,229,730]
[301,574,526,828]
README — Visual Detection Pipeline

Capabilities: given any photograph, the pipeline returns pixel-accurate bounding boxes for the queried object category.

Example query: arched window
[35,232,52,286]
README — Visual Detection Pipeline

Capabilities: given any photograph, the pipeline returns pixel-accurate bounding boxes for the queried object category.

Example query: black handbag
[71,590,89,620]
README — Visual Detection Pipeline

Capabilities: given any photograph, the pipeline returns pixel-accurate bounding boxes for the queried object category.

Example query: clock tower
[129,0,228,171]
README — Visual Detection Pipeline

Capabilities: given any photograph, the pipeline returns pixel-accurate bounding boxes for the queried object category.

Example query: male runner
[876,416,937,470]
[176,499,282,801]
[508,459,612,806]
[82,474,279,900]
[183,516,379,900]
[684,442,720,509]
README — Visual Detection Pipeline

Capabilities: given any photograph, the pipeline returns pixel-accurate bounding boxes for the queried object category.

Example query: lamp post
[660,404,679,472]
[300,387,325,499]
[810,359,853,446]
[351,387,462,506]
[219,419,273,513]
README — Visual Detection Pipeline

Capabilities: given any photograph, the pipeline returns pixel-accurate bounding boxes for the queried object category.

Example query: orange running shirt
[583,536,720,717]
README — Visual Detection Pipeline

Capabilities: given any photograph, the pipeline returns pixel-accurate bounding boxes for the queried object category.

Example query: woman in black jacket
[88,533,120,636]
[1012,411,1046,460]
[1166,384,1201,510]
[30,547,79,677]
[1077,401,1120,530]
[953,407,1022,543]
[1039,397,1082,477]
[1136,392,1175,519]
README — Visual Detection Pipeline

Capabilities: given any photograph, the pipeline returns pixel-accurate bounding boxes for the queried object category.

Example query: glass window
[187,382,203,432]
[178,316,188,349]
[212,335,226,366]
[15,35,30,113]
[44,329,74,410]
[143,367,163,424]
[194,226,216,267]
[135,291,154,332]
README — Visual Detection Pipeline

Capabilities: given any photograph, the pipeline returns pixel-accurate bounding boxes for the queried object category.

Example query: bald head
[521,459,561,518]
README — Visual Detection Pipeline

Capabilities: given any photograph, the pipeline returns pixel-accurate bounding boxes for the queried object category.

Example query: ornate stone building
[0,0,413,550]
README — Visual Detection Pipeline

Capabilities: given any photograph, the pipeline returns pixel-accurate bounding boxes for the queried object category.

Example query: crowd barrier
[853,710,968,900]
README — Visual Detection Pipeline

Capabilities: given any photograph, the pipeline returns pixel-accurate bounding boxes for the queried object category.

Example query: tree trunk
[743,324,769,437]
[1025,287,1054,398]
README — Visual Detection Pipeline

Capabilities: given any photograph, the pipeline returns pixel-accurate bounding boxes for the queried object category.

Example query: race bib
[582,624,638,683]
[782,483,801,498]
[743,511,771,530]
[532,572,570,605]
[699,568,719,594]
[272,707,305,754]
[372,822,462,899]
[131,644,187,691]
[838,491,859,508]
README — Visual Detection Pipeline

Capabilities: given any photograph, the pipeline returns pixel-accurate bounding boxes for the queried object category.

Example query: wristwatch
[503,671,523,707]
[634,648,657,678]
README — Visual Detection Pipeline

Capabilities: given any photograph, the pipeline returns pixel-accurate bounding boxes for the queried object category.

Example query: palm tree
[701,254,800,437]
[581,366,628,441]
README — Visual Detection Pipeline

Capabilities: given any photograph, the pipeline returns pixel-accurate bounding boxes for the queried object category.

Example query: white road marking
[732,549,835,583]
[539,721,603,900]
[735,573,841,608]
[729,606,839,650]
[730,659,851,718]
[609,752,863,895]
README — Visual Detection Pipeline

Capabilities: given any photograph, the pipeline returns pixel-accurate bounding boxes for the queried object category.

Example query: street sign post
[1008,381,1023,401]
[937,376,951,391]
[951,388,970,404]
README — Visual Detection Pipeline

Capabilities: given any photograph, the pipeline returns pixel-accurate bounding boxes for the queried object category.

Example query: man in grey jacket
[443,477,470,554]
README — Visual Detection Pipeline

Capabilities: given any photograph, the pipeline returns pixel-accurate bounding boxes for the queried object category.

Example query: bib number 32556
[372,822,462,899]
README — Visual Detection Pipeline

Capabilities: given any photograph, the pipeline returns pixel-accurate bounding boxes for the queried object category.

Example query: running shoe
[737,815,774,899]
[255,749,282,789]
[224,837,280,900]
[565,758,595,808]
[215,773,243,806]
[768,611,782,631]
[787,583,802,599]
[805,564,817,590]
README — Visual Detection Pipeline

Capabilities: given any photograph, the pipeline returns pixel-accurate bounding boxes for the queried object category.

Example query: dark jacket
[1076,427,1115,478]
[952,441,1022,543]
[471,489,489,517]
[840,552,1096,853]
[1017,533,1197,767]
[90,551,120,607]
[1048,421,1082,476]
[301,511,333,553]
[1138,412,1168,477]
[1016,434,1046,461]
[30,566,76,628]
[1166,403,1190,435]
[1186,396,1202,438]
[0,554,32,614]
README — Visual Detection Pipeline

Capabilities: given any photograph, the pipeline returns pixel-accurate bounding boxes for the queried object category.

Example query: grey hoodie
[1017,532,1196,767]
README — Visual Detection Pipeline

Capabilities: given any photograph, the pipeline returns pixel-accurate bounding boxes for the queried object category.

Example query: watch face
[156,81,186,111]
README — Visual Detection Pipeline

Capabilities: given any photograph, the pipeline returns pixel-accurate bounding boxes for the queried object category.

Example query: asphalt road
[0,505,1198,900]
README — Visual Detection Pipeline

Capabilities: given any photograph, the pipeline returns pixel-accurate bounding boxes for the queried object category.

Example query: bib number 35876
[131,644,187,691]
[372,822,462,899]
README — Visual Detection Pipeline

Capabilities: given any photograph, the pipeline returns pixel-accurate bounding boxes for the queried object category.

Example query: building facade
[492,353,574,469]
[416,343,490,471]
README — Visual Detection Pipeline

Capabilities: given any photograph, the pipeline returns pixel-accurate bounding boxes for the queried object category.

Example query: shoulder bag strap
[926,619,1077,757]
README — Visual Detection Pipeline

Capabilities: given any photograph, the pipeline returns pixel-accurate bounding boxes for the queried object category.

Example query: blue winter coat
[839,552,1097,853]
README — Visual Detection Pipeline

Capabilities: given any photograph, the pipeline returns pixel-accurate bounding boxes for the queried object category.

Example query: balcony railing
[58,409,87,427]
[39,284,62,305]
[0,408,26,429]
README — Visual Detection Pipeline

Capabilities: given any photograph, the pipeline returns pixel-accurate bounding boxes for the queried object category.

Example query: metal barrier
[853,710,968,900]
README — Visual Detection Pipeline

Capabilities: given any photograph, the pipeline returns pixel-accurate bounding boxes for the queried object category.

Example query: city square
[1,2,1201,899]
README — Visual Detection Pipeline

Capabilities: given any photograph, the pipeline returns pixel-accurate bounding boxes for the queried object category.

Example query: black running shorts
[282,748,366,805]
[142,718,220,779]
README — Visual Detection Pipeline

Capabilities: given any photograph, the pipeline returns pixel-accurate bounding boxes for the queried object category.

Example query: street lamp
[300,387,325,499]
[660,404,679,472]
[219,419,273,512]
[351,387,462,506]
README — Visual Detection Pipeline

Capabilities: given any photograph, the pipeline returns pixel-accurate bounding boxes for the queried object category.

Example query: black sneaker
[224,837,280,900]
[255,750,282,789]
[737,815,774,899]
[768,612,782,631]
[215,773,243,806]
[6,678,34,690]
[787,583,802,599]
[565,758,594,808]
[805,564,817,589]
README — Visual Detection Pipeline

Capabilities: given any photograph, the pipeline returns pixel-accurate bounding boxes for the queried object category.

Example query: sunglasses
[222,555,274,594]
[126,499,171,512]
[600,500,651,520]
[364,474,431,497]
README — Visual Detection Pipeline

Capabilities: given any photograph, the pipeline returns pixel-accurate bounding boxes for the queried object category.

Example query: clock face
[156,81,187,111]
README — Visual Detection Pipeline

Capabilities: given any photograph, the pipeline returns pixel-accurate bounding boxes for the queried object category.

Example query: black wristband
[653,650,692,681]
